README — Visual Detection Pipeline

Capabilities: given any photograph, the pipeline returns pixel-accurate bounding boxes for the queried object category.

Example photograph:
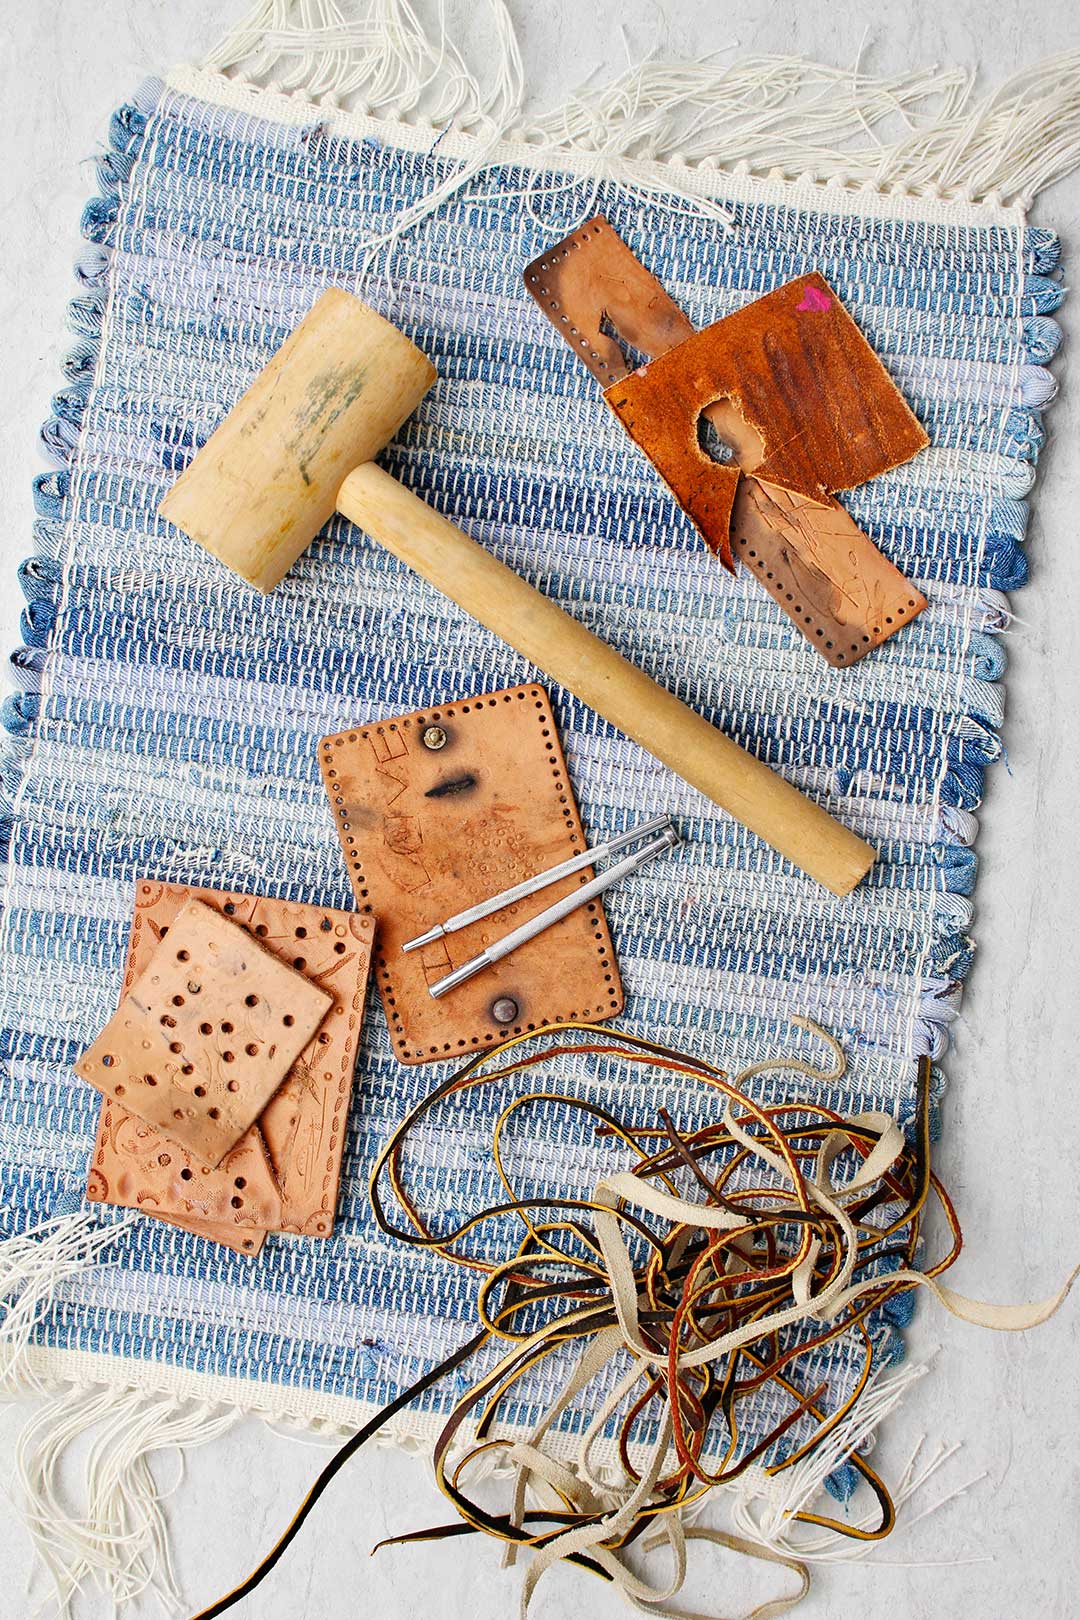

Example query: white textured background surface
[1,4,1079,1618]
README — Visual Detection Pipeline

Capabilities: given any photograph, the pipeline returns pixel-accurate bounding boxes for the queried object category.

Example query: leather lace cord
[191,1020,1075,1620]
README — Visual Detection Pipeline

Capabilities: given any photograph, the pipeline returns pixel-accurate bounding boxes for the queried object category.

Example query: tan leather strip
[523,215,695,387]
[194,1020,1076,1620]
[731,479,927,667]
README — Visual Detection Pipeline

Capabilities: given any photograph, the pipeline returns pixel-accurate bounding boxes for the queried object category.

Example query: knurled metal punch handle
[427,823,681,999]
[401,813,674,954]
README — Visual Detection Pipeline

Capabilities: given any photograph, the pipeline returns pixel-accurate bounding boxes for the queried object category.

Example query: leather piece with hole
[319,683,623,1066]
[524,219,928,662]
[77,899,332,1165]
[87,1112,281,1236]
[607,273,928,507]
[85,881,375,1247]
[604,274,929,617]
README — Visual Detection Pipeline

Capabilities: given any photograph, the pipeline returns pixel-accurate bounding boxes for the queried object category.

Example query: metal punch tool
[401,814,680,999]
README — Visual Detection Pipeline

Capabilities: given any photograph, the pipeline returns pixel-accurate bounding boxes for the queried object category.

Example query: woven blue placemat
[0,69,1063,1464]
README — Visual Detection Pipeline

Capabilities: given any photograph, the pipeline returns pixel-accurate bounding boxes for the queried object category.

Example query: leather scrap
[523,215,696,387]
[730,478,927,665]
[319,683,623,1066]
[524,218,928,663]
[77,898,332,1167]
[87,1111,281,1230]
[86,881,375,1248]
[604,272,929,535]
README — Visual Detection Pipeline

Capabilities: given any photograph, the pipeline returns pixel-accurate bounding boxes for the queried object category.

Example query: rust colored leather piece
[731,479,928,667]
[77,898,332,1165]
[604,273,929,572]
[524,219,929,661]
[85,881,375,1246]
[605,368,743,572]
[319,684,623,1066]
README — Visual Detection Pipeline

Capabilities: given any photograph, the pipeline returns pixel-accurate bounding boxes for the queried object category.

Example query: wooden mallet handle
[337,464,874,895]
[160,290,874,895]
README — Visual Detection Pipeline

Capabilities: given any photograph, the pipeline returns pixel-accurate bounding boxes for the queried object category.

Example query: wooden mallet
[160,289,875,896]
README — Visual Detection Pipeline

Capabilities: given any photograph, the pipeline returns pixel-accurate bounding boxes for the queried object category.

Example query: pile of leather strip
[194,1020,1073,1620]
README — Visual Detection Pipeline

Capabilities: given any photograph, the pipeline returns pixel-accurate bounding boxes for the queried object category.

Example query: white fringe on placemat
[0,1213,239,1614]
[201,0,1080,210]
[12,1383,238,1616]
[0,1211,134,1395]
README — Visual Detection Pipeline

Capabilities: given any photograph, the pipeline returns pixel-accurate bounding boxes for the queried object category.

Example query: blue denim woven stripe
[0,79,1062,1457]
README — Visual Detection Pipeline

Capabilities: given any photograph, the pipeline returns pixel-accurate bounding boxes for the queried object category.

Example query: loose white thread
[10,1382,239,1616]
[727,1360,990,1568]
[0,1210,135,1395]
[202,3,1080,208]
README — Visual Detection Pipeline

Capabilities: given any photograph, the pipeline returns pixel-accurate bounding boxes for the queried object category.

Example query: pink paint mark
[797,284,832,313]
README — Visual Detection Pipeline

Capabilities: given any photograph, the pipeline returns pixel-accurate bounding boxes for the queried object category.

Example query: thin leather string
[190,1020,1075,1620]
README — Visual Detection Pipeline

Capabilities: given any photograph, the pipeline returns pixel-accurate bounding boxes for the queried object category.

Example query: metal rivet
[422,725,448,750]
[491,996,519,1025]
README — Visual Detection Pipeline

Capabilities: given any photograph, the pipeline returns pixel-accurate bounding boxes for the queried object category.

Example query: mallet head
[159,289,437,592]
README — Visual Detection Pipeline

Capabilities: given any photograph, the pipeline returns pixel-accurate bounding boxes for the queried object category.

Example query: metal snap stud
[491,996,519,1025]
[422,725,448,750]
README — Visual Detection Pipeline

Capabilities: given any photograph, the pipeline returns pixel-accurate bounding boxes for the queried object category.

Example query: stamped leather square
[87,1113,281,1247]
[85,881,375,1247]
[319,683,623,1066]
[77,898,332,1166]
[153,1212,267,1258]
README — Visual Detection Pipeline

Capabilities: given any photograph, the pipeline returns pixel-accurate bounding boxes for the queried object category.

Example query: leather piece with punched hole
[77,898,332,1166]
[85,882,375,1250]
[607,273,929,509]
[319,683,623,1066]
[524,218,928,664]
[87,1113,281,1242]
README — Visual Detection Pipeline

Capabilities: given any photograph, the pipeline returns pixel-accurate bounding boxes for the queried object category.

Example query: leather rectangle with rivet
[319,683,624,1065]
